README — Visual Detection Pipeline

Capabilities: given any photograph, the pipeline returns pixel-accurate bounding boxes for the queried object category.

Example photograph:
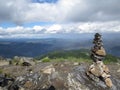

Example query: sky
[0,0,120,38]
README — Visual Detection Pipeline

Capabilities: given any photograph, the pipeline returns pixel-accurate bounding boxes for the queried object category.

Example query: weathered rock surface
[0,62,119,90]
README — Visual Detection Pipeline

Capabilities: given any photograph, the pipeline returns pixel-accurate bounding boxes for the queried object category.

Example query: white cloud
[0,0,120,24]
[45,24,62,33]
[33,26,44,32]
[0,0,120,38]
[0,21,120,38]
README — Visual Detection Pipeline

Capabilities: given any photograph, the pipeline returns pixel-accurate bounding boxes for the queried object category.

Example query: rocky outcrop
[0,61,120,90]
[67,73,89,90]
[9,56,35,66]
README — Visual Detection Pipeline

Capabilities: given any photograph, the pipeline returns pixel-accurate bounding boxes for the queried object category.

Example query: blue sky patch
[0,22,16,28]
[32,0,58,3]
[0,22,55,28]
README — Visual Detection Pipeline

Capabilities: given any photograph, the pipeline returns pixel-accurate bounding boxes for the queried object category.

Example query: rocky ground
[0,61,120,90]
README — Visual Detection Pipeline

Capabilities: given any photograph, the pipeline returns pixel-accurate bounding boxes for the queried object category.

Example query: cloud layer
[0,0,120,24]
[0,0,120,38]
[0,21,120,38]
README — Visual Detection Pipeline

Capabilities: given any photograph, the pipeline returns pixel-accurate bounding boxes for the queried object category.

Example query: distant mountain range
[0,33,119,58]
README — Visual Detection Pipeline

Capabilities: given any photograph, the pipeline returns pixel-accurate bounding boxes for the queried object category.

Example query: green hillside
[35,49,119,63]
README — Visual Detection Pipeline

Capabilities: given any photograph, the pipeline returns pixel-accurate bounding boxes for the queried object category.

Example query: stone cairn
[86,33,113,88]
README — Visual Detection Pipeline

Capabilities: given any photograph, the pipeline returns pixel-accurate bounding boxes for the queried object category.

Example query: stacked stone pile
[91,33,106,62]
[87,33,113,88]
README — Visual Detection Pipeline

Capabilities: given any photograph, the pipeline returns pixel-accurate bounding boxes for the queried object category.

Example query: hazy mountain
[0,33,119,58]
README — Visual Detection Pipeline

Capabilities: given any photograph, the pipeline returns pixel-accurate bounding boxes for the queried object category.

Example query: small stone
[43,68,55,74]
[24,81,33,88]
[50,72,59,79]
[22,62,32,66]
[95,47,106,56]
[117,69,120,73]
[105,78,113,88]
[41,65,55,74]
[101,72,111,78]
[61,64,64,67]
[88,63,102,77]
[116,63,120,66]
[19,87,25,90]
[103,65,110,74]
[73,62,79,66]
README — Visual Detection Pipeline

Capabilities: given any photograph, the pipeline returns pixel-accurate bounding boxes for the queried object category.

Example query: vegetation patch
[0,68,3,74]
[41,57,50,62]
[36,49,119,64]
[104,54,119,64]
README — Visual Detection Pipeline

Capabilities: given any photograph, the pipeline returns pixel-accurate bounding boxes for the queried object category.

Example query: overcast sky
[0,0,120,38]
